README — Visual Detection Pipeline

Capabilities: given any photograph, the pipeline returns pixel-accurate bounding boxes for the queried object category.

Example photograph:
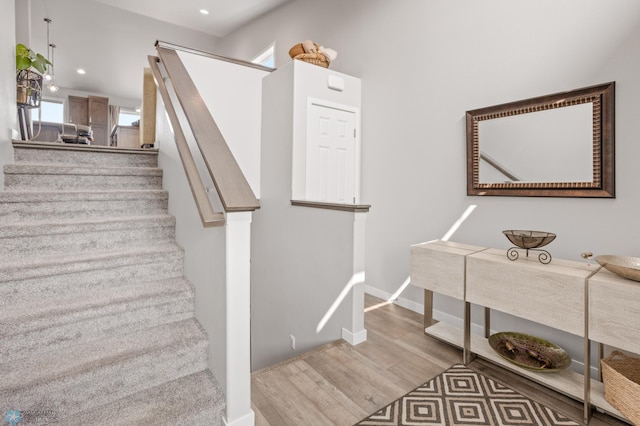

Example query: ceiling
[91,0,290,38]
[25,0,290,107]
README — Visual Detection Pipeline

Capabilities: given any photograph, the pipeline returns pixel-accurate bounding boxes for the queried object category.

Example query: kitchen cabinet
[68,95,109,145]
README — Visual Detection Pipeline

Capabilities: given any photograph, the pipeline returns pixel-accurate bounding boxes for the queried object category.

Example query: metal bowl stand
[507,247,552,264]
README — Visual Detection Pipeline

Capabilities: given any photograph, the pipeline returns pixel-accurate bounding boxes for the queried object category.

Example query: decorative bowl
[595,255,640,282]
[488,331,571,372]
[503,230,556,249]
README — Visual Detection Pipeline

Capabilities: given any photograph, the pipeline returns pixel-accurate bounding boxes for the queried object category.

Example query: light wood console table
[410,240,633,425]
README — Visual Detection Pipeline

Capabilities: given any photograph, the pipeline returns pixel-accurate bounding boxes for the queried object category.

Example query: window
[252,43,275,68]
[39,100,64,123]
[118,111,139,126]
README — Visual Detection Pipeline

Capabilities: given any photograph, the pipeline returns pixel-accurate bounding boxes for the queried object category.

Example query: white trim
[223,410,255,426]
[342,211,368,345]
[342,327,367,345]
[364,284,424,312]
[365,284,470,328]
[224,212,254,426]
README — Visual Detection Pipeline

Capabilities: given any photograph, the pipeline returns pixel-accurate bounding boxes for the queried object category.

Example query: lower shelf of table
[424,322,627,423]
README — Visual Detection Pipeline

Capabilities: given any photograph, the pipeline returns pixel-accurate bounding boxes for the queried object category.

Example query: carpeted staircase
[0,142,224,425]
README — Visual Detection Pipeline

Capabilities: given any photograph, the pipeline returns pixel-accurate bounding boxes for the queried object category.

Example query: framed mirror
[466,82,615,197]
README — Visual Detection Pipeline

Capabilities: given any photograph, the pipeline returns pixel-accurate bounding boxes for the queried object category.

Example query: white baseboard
[342,327,368,345]
[365,285,424,312]
[223,410,255,426]
[365,284,456,325]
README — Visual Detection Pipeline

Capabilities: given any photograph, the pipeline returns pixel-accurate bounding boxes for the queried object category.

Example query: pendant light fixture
[43,18,59,93]
[47,43,58,93]
[43,18,54,85]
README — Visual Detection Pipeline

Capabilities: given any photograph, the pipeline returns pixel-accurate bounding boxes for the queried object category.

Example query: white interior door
[306,101,357,203]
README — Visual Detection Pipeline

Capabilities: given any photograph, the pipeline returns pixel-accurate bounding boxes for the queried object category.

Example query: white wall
[217,0,640,367]
[251,62,356,370]
[177,50,270,198]
[1,0,17,190]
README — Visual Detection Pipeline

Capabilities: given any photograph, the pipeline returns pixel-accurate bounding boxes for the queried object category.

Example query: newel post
[224,211,255,426]
[342,211,368,345]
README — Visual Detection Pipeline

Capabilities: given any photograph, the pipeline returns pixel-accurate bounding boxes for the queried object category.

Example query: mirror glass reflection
[478,103,593,183]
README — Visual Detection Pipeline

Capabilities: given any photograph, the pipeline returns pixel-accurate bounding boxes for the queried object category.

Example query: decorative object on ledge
[601,350,640,425]
[288,39,337,68]
[488,332,571,372]
[595,255,640,282]
[503,230,556,264]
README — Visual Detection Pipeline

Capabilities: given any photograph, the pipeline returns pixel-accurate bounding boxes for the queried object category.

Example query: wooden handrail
[156,47,260,212]
[148,55,225,227]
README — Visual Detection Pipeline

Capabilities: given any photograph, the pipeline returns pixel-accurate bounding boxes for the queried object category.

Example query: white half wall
[156,95,229,388]
[250,200,357,371]
[154,50,270,388]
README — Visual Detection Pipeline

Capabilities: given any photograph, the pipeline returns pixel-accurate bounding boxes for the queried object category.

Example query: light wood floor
[251,294,628,426]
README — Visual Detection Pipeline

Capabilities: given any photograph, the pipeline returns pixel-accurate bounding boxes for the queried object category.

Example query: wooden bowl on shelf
[595,255,640,282]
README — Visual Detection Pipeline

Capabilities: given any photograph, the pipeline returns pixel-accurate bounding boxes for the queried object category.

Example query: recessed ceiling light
[77,69,86,75]
[200,9,209,15]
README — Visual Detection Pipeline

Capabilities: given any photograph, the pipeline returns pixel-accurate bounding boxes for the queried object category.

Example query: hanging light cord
[44,18,52,74]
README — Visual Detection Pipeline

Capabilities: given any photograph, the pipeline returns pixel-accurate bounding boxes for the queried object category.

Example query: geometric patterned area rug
[354,364,580,426]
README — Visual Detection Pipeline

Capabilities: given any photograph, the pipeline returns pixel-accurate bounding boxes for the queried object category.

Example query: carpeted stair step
[3,163,163,191]
[0,319,209,418]
[0,142,226,423]
[0,190,168,223]
[0,214,176,261]
[13,141,158,168]
[67,370,224,426]
[0,244,185,305]
[0,277,195,363]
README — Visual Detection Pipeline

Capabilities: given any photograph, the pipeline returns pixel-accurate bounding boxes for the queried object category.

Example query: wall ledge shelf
[291,200,371,212]
[12,140,157,155]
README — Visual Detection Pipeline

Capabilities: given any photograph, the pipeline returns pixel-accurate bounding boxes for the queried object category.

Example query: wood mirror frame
[466,82,615,197]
